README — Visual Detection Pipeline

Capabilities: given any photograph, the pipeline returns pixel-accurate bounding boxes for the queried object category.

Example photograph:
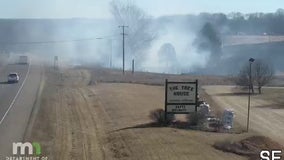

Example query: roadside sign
[165,79,198,114]
[167,83,197,103]
[167,104,196,113]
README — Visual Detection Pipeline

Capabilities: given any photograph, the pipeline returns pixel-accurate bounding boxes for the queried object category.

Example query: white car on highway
[8,72,19,83]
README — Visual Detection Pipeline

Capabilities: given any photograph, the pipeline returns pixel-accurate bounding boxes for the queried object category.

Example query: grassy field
[24,68,250,160]
[254,87,284,108]
[24,67,284,160]
[88,67,233,86]
[203,86,284,144]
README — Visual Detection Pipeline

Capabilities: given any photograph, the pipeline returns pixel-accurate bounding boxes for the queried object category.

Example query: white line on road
[0,63,31,125]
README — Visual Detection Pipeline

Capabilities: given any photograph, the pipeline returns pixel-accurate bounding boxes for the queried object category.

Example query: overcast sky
[0,0,283,18]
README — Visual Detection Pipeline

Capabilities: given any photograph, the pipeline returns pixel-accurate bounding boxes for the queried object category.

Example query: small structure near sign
[222,109,234,130]
[198,102,210,116]
[164,79,198,120]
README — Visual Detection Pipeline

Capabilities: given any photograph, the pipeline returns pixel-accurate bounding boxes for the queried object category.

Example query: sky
[0,0,283,19]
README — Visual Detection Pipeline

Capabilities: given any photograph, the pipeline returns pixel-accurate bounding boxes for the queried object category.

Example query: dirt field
[203,86,284,145]
[25,68,251,160]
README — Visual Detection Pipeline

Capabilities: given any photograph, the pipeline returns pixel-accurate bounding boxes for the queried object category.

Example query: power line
[119,25,128,75]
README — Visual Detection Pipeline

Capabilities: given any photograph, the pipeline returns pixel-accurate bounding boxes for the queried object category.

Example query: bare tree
[234,64,255,93]
[253,60,274,94]
[234,60,274,94]
[110,0,156,68]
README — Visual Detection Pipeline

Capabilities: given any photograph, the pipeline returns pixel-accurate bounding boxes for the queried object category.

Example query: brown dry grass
[92,83,246,160]
[25,68,105,160]
[87,67,233,86]
[26,66,284,160]
[214,136,284,160]
[254,87,284,108]
[25,67,248,160]
[204,86,284,144]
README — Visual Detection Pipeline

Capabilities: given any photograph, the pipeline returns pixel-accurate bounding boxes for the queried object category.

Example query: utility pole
[247,58,255,132]
[119,25,128,75]
[109,39,112,68]
[54,56,58,70]
[132,59,135,74]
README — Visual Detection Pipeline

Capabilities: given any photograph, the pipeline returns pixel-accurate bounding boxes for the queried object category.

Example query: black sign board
[165,79,198,115]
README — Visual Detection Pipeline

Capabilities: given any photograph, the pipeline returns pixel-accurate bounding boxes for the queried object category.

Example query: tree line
[197,9,284,35]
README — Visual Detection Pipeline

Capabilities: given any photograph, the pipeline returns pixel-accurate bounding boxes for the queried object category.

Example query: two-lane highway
[0,62,43,158]
[0,64,29,124]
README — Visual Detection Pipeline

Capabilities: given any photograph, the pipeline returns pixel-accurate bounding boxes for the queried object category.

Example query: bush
[186,112,206,126]
[187,113,198,126]
[149,109,175,125]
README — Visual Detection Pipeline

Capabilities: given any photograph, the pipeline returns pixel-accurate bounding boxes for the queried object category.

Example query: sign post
[164,79,198,121]
[165,79,168,121]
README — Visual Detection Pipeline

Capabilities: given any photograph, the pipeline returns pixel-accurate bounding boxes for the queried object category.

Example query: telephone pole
[247,58,255,132]
[54,56,58,70]
[119,25,128,75]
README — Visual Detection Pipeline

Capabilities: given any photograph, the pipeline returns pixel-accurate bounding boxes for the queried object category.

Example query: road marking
[0,63,31,125]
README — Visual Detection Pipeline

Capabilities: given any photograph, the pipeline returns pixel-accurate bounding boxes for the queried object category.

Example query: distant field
[221,41,284,75]
[86,67,284,87]
[87,67,233,86]
[223,35,284,46]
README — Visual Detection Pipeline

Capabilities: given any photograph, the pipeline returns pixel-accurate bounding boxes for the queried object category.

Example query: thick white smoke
[142,19,210,74]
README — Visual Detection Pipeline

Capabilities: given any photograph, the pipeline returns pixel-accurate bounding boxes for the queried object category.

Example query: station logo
[6,142,48,160]
[13,142,41,155]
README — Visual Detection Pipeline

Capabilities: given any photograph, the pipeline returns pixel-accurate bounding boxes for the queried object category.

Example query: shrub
[187,113,198,126]
[186,112,206,126]
[149,109,175,125]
